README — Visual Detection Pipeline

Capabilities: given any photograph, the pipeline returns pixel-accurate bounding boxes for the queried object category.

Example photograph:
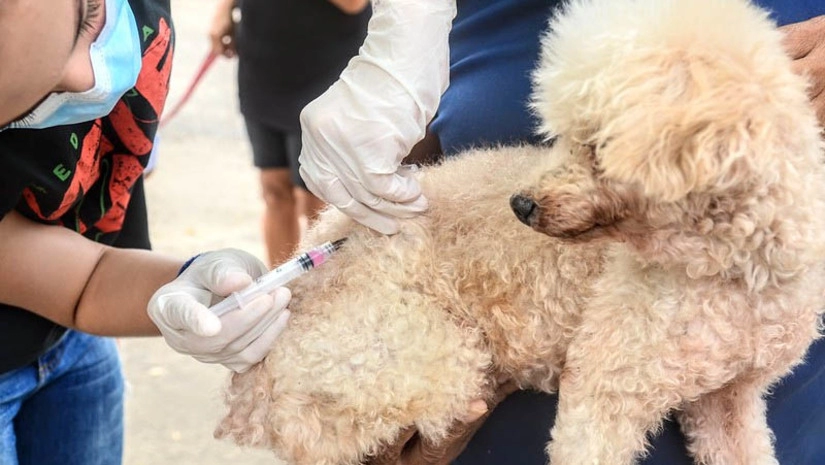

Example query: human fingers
[299,145,428,220]
[219,308,291,373]
[337,170,429,217]
[365,426,418,465]
[208,23,232,57]
[780,16,823,59]
[182,291,284,364]
[411,380,519,463]
[300,166,407,235]
[395,389,510,465]
[407,407,489,465]
[192,249,267,297]
[150,289,222,338]
[216,288,290,344]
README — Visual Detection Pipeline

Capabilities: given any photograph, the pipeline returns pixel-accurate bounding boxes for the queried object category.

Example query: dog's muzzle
[510,194,538,226]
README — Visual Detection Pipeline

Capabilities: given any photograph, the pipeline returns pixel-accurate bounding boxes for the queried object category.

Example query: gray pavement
[120,0,281,463]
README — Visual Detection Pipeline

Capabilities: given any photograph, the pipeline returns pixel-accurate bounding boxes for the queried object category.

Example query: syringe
[209,238,347,317]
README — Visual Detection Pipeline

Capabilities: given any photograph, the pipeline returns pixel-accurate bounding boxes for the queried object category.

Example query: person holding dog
[298,0,825,463]
[0,0,292,463]
[208,0,370,268]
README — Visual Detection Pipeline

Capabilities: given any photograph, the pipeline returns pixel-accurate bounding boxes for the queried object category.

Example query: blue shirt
[753,0,825,25]
[430,0,561,155]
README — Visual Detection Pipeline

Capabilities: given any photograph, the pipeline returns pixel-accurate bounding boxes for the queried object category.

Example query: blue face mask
[2,0,142,131]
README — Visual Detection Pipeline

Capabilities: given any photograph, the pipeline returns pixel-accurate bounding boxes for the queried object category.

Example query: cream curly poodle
[216,0,825,464]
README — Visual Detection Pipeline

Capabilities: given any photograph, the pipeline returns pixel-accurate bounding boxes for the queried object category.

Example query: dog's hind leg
[677,380,779,465]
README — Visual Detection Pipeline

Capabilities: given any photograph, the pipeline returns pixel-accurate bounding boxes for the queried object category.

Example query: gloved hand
[298,0,457,235]
[148,249,291,373]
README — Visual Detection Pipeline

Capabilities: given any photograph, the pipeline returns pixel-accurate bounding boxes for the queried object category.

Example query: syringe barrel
[208,260,305,316]
[248,261,306,296]
[207,239,345,317]
[209,291,245,317]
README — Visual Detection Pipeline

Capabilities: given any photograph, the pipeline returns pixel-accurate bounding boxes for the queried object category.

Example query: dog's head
[514,0,822,256]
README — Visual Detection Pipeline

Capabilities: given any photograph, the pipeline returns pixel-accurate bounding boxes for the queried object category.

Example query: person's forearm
[75,247,181,336]
[328,0,369,15]
[0,210,181,336]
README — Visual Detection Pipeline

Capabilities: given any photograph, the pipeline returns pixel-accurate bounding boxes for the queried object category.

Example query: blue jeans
[455,335,825,464]
[0,331,124,465]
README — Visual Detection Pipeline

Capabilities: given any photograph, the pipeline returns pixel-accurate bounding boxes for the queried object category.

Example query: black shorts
[244,117,307,190]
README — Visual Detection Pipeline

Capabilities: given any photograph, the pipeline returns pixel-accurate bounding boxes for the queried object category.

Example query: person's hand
[298,0,456,235]
[367,380,519,465]
[327,0,369,15]
[209,0,237,58]
[147,249,291,373]
[781,15,825,126]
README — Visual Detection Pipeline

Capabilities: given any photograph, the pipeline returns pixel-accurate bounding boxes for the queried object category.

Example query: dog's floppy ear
[587,61,772,202]
[531,0,816,202]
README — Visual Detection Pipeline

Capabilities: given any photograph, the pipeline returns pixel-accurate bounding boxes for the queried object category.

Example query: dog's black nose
[510,194,538,226]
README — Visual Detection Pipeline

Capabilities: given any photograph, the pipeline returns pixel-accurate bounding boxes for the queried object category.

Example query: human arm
[298,0,456,235]
[328,0,370,15]
[0,210,177,335]
[0,210,290,372]
[781,15,825,126]
[209,0,237,58]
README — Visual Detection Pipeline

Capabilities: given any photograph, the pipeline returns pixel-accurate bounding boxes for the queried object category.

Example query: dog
[215,0,825,463]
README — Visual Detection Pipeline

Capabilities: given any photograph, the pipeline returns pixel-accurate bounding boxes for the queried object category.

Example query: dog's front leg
[677,380,779,465]
[547,366,671,465]
[546,315,686,465]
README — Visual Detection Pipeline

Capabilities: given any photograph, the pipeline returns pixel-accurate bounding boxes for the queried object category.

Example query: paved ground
[120,0,281,463]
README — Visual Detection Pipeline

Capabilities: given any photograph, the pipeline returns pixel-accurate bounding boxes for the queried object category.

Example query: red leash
[160,51,219,128]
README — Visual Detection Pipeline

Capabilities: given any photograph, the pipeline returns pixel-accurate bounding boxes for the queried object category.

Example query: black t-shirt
[0,0,173,374]
[236,0,370,130]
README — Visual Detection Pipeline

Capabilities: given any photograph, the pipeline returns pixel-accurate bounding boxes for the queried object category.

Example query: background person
[209,0,370,267]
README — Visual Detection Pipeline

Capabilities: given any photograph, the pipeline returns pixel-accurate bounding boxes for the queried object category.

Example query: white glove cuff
[337,0,456,169]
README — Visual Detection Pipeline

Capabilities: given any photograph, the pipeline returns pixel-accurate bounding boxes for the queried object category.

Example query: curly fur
[216,0,825,464]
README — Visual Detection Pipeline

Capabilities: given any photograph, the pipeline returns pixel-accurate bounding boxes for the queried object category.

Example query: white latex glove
[298,0,457,234]
[147,249,291,373]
